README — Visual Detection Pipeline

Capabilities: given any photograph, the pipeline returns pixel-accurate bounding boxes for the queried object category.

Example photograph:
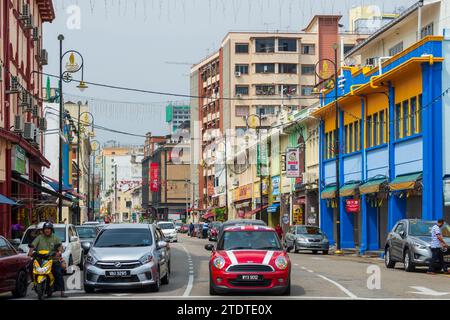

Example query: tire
[161,265,170,285]
[312,250,318,255]
[322,250,329,255]
[152,269,161,292]
[294,245,299,254]
[209,275,218,296]
[78,254,84,271]
[403,250,415,272]
[36,282,45,300]
[385,247,396,269]
[283,279,291,296]
[12,270,28,298]
[84,284,95,294]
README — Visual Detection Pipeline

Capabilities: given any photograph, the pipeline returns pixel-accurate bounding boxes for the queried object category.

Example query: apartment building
[166,103,190,135]
[315,0,450,253]
[190,14,368,220]
[0,1,55,237]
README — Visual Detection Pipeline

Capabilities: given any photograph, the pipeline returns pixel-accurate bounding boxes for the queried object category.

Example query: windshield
[211,222,222,229]
[76,227,98,239]
[94,229,152,248]
[218,231,282,251]
[22,227,66,244]
[409,221,450,237]
[158,223,175,230]
[296,226,322,235]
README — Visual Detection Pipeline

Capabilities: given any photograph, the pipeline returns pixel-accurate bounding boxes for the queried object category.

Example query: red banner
[345,199,360,213]
[150,163,159,192]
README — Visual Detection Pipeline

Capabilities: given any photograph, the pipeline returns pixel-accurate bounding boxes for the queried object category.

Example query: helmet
[42,222,54,231]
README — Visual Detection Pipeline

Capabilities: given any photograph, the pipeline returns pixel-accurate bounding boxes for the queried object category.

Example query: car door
[0,238,18,291]
[285,227,295,248]
[70,226,82,264]
[153,228,166,276]
[157,229,169,276]
[391,222,406,260]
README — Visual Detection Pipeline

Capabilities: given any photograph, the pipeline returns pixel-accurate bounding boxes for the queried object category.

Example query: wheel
[282,278,291,296]
[294,245,299,254]
[403,250,415,272]
[12,270,28,298]
[385,247,396,269]
[209,274,218,296]
[84,284,95,294]
[35,282,45,300]
[312,250,318,255]
[78,254,84,271]
[322,250,329,255]
[152,269,161,292]
[161,264,170,285]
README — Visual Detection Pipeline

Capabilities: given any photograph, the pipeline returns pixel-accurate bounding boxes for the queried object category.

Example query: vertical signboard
[286,148,300,178]
[150,163,159,192]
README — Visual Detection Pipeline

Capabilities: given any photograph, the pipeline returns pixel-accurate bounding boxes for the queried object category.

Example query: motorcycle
[32,250,55,300]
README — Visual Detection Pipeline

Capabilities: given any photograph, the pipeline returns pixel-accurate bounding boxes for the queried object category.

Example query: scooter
[32,250,55,300]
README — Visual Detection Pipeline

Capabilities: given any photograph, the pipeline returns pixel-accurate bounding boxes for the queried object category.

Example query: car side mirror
[399,231,406,238]
[158,241,168,249]
[204,244,214,251]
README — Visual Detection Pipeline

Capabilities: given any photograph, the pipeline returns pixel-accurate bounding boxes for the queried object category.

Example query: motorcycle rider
[28,222,67,298]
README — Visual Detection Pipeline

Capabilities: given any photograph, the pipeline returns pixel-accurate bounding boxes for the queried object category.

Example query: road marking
[408,286,450,297]
[182,244,194,297]
[316,274,358,299]
[311,257,326,261]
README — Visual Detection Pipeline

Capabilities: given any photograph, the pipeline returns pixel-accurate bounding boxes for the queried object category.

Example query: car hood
[410,236,450,244]
[297,234,325,240]
[90,246,153,262]
[220,250,281,265]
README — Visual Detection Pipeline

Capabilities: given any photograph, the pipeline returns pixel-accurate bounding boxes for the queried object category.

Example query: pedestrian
[275,224,283,240]
[202,222,209,239]
[427,219,449,275]
[189,222,194,237]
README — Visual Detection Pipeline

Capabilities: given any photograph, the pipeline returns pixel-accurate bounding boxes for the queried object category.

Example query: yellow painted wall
[393,66,422,103]
[367,93,389,116]
[343,102,362,125]
[324,111,336,133]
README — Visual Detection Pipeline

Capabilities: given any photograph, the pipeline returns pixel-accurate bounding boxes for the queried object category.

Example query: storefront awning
[339,183,361,197]
[390,173,422,192]
[321,186,336,199]
[249,205,269,216]
[267,203,280,213]
[0,194,17,206]
[359,178,388,195]
[203,211,215,219]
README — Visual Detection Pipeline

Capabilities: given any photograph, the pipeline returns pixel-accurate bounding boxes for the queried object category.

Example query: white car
[157,221,178,242]
[19,223,83,268]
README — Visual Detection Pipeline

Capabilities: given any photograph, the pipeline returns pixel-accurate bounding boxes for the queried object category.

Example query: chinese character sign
[150,163,159,192]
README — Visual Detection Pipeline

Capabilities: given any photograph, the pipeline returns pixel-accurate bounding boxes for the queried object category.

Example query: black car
[75,225,100,255]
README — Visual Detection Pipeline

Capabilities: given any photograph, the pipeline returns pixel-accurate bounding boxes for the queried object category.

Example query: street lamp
[58,34,87,223]
[90,140,100,221]
[247,110,265,220]
[314,43,343,254]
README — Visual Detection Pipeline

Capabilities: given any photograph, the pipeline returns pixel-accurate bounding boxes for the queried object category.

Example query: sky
[43,0,416,146]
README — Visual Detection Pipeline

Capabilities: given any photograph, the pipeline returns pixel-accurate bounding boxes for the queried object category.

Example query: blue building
[314,0,450,253]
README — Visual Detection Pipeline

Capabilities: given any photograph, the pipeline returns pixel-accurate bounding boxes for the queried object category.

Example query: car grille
[96,261,142,270]
[229,279,272,287]
[308,239,321,243]
[227,264,274,272]
[97,275,140,283]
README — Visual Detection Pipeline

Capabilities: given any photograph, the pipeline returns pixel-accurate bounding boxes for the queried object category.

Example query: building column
[319,121,334,245]
[422,62,444,220]
[360,97,368,254]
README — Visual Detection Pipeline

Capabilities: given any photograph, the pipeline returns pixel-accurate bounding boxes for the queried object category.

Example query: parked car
[174,222,183,232]
[19,223,83,268]
[208,222,222,242]
[284,225,329,255]
[157,221,178,242]
[83,224,170,293]
[75,225,100,255]
[205,225,291,295]
[179,224,189,234]
[0,236,31,298]
[384,219,450,272]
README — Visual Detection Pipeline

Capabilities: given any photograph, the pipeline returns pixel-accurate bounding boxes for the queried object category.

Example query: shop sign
[12,145,29,177]
[345,199,360,213]
[237,184,252,201]
[282,214,290,225]
[150,163,159,192]
[257,144,269,176]
[293,204,304,225]
[272,176,280,196]
[286,148,300,178]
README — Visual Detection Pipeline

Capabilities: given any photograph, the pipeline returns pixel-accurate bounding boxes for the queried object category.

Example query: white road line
[181,244,194,297]
[316,274,358,299]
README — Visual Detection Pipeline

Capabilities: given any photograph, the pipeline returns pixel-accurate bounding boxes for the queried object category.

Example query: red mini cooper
[205,225,291,295]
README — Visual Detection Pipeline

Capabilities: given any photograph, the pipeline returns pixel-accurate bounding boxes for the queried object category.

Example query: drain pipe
[418,0,424,40]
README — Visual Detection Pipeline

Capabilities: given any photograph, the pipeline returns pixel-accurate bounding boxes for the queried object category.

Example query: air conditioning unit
[32,105,39,118]
[33,128,41,146]
[6,76,20,94]
[236,93,243,99]
[20,4,31,20]
[23,15,33,30]
[19,92,30,107]
[39,117,48,131]
[24,123,36,141]
[32,27,39,42]
[14,116,24,133]
[235,71,241,77]
[39,49,48,66]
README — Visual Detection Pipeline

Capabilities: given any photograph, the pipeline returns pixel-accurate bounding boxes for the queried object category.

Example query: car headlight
[411,241,428,250]
[275,256,288,270]
[213,256,226,270]
[86,254,97,265]
[296,236,307,242]
[139,254,153,264]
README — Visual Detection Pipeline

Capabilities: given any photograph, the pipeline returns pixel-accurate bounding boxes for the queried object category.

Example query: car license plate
[239,275,263,281]
[106,270,131,277]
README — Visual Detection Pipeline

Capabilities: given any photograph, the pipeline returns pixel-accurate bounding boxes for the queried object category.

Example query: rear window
[22,227,66,244]
[76,227,98,239]
[158,223,175,230]
[94,228,152,248]
[217,230,281,251]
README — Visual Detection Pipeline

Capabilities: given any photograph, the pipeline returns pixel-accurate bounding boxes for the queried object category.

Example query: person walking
[427,219,449,275]
[189,222,194,237]
[275,224,283,240]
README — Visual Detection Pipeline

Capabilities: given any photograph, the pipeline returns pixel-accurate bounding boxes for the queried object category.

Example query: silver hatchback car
[84,224,170,293]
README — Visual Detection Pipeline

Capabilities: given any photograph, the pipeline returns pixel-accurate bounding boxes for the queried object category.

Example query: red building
[0,1,55,238]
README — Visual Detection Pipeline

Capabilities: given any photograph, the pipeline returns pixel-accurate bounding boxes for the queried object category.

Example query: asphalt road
[2,234,450,300]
